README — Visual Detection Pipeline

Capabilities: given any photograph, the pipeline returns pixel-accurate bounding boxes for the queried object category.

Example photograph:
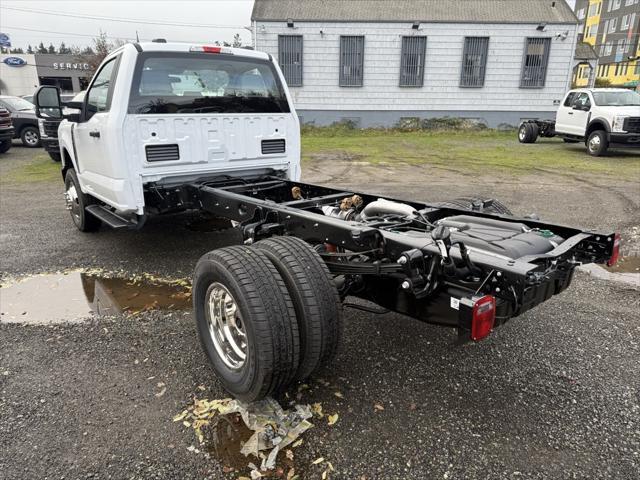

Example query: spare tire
[254,236,343,380]
[193,246,300,401]
[436,196,513,216]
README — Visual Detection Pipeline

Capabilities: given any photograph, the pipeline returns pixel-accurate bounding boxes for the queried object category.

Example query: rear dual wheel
[518,123,539,143]
[193,240,342,401]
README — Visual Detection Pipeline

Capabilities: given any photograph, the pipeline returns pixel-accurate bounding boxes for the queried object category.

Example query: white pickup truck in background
[518,88,640,156]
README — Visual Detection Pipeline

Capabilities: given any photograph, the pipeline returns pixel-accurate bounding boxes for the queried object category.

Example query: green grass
[1,152,60,184]
[301,128,640,178]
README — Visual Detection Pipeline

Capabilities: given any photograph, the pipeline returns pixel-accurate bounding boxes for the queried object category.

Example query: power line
[0,5,247,29]
[4,26,139,41]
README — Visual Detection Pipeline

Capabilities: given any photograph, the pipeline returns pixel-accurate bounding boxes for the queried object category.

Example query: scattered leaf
[374,403,384,412]
[286,468,296,480]
[409,402,417,411]
[197,385,206,391]
[327,413,339,426]
[312,457,325,465]
[334,392,344,399]
[286,449,294,461]
[292,439,303,448]
[311,402,324,418]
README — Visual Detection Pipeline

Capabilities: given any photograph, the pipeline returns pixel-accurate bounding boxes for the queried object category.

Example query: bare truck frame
[143,172,619,400]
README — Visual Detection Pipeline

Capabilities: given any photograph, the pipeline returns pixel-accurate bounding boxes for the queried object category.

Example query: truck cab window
[86,57,119,119]
[128,53,290,114]
[572,93,591,109]
[563,92,577,107]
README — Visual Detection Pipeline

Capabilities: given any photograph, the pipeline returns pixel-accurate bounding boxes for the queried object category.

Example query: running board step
[85,205,140,229]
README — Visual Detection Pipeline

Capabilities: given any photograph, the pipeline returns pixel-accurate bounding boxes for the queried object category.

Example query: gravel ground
[1,144,639,479]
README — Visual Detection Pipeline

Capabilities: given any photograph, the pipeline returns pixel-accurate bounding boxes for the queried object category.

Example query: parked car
[39,91,85,162]
[0,107,15,154]
[0,95,41,147]
[518,88,640,156]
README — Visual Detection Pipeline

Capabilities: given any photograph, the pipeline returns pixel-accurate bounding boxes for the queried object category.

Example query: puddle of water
[205,413,299,477]
[605,255,640,274]
[0,271,191,324]
[185,215,233,232]
[579,260,640,287]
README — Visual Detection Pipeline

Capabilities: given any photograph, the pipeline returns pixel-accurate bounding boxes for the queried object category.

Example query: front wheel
[20,126,41,147]
[193,246,300,402]
[64,169,101,232]
[586,130,608,156]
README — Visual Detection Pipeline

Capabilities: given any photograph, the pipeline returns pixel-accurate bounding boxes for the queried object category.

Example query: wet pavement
[0,145,638,479]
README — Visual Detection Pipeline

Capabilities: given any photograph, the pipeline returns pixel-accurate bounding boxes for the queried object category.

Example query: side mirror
[34,86,62,119]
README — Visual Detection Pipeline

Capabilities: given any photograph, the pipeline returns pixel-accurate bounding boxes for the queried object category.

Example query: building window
[605,41,613,55]
[577,8,586,19]
[588,2,598,15]
[609,17,618,32]
[520,37,551,88]
[621,14,630,30]
[612,0,622,9]
[460,37,489,87]
[278,35,303,86]
[339,36,365,87]
[399,36,427,87]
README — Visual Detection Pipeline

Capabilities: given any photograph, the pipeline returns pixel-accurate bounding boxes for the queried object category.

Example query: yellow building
[575,0,639,89]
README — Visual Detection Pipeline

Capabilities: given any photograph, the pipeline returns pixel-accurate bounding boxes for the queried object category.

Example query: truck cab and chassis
[518,88,640,156]
[35,43,619,401]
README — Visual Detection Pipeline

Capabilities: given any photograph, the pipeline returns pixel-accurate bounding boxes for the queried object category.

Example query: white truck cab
[519,88,640,156]
[35,41,300,229]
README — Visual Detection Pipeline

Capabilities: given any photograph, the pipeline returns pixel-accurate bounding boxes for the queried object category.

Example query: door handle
[89,130,101,138]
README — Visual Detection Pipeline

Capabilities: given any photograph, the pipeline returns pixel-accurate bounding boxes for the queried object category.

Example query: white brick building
[251,0,580,127]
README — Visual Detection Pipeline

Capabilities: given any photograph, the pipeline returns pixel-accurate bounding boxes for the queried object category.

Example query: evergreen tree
[47,43,57,54]
[37,42,48,53]
[58,42,71,54]
[9,47,25,53]
[27,45,34,54]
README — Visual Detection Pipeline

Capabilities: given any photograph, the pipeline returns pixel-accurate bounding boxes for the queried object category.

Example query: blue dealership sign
[2,56,27,67]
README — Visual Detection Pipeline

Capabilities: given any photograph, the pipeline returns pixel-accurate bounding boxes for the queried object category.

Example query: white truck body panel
[58,42,300,215]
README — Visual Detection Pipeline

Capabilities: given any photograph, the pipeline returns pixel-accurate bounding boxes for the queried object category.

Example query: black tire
[0,140,11,154]
[193,246,300,401]
[563,138,580,144]
[20,126,41,147]
[436,196,513,216]
[586,130,609,157]
[48,151,62,162]
[254,236,343,380]
[518,123,538,143]
[64,169,101,232]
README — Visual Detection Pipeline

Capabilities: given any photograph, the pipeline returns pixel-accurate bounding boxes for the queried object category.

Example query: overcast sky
[0,0,254,50]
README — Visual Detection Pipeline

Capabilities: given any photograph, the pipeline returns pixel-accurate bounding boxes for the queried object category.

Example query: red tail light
[471,295,496,341]
[606,233,621,267]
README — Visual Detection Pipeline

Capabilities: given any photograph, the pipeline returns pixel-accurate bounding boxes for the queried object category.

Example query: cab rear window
[128,53,290,114]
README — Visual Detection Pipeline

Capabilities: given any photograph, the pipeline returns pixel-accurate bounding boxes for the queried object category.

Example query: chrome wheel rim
[206,282,247,370]
[588,135,600,152]
[65,184,82,224]
[518,127,526,140]
[24,130,38,146]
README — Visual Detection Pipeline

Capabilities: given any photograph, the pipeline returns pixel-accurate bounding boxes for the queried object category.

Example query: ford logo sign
[3,56,27,67]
